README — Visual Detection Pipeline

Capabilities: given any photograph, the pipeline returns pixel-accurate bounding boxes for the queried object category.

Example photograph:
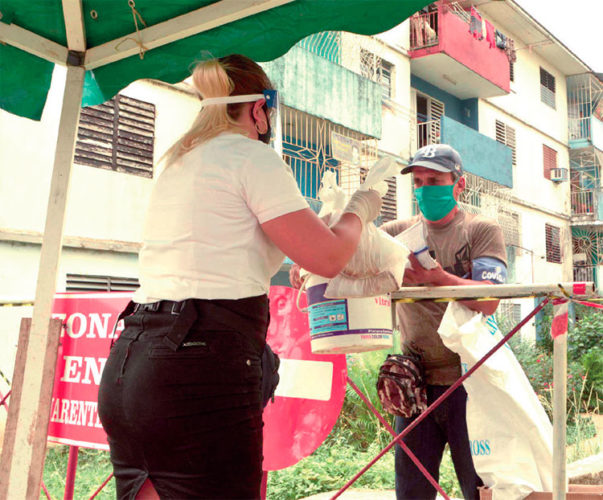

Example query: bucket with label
[298,274,393,354]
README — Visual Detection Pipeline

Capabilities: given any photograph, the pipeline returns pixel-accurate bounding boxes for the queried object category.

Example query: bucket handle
[295,273,311,313]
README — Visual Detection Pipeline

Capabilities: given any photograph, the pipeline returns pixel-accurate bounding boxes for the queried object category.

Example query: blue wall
[411,75,478,130]
[262,47,382,138]
[441,116,513,187]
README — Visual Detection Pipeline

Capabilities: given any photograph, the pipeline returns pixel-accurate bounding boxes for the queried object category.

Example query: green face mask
[414,182,457,221]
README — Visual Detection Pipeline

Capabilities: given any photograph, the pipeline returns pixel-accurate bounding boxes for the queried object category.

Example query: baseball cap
[401,144,463,177]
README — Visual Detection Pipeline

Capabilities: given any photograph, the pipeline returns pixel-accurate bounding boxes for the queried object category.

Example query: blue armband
[471,257,507,284]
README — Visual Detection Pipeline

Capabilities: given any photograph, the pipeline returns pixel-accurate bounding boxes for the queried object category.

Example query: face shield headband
[199,90,279,145]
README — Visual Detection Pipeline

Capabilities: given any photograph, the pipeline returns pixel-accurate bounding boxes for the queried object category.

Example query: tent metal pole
[1,64,85,500]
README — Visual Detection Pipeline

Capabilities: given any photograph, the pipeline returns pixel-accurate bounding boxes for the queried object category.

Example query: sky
[515,0,601,72]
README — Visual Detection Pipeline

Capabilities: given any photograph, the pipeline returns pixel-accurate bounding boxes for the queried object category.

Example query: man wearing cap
[381,144,507,500]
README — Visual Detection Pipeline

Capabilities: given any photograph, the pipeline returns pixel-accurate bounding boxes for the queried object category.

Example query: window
[498,301,521,331]
[380,176,398,223]
[360,165,397,224]
[360,49,394,100]
[509,62,514,82]
[75,95,156,178]
[545,224,561,263]
[66,274,140,292]
[498,209,520,247]
[543,145,558,180]
[416,92,444,148]
[495,120,516,166]
[540,68,556,109]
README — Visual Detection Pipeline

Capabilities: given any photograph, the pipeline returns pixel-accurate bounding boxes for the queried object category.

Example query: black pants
[98,296,268,499]
[394,385,482,500]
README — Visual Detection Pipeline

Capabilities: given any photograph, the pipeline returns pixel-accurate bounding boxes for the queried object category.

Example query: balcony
[409,4,510,99]
[569,147,603,221]
[574,265,596,284]
[440,116,512,187]
[412,115,512,187]
[261,46,382,139]
[416,118,441,149]
[568,73,603,151]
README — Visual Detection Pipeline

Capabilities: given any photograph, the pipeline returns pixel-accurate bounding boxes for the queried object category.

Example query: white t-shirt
[133,133,309,302]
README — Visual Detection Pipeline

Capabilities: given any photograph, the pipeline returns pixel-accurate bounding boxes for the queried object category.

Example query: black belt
[134,300,186,315]
[113,297,267,353]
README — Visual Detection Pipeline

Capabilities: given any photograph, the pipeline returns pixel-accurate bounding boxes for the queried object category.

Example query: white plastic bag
[317,170,347,223]
[324,158,410,298]
[438,303,553,500]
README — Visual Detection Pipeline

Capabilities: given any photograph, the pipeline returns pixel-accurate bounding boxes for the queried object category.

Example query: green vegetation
[40,305,602,499]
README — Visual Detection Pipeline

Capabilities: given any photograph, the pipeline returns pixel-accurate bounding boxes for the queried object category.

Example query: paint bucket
[299,274,393,354]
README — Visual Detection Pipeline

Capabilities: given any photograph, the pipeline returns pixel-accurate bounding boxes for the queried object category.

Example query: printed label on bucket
[307,283,349,336]
[306,282,392,341]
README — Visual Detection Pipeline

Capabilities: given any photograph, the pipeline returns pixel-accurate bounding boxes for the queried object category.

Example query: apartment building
[0,0,599,372]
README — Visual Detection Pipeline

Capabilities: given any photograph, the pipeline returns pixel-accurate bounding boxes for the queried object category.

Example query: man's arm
[403,253,500,315]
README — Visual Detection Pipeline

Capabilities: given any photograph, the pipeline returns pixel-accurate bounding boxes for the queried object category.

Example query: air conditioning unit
[550,167,569,182]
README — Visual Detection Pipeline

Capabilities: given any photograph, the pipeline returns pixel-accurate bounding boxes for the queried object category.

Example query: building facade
[0,0,600,386]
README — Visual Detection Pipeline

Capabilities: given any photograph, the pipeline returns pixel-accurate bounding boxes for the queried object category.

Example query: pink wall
[411,6,510,94]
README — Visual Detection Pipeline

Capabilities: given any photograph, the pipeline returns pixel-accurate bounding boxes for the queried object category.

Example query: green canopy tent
[0,1,429,496]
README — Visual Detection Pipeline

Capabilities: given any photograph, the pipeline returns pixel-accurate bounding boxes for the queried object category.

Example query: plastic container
[395,221,438,269]
[301,274,393,354]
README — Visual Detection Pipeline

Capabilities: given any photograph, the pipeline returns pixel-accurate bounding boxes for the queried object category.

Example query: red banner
[48,292,132,449]
[47,289,346,467]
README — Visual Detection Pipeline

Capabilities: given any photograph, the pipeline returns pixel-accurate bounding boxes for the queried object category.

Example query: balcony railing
[410,11,439,50]
[571,190,595,215]
[574,265,595,283]
[569,117,591,141]
[417,119,441,149]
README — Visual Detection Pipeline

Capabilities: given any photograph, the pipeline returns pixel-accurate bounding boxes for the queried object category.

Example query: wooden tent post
[0,64,85,499]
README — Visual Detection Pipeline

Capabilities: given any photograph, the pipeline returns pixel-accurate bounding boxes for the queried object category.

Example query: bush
[569,308,603,362]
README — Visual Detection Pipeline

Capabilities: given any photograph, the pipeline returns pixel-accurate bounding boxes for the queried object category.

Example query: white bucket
[300,274,393,354]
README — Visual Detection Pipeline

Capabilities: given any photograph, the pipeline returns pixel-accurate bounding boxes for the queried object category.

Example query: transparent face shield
[199,90,282,153]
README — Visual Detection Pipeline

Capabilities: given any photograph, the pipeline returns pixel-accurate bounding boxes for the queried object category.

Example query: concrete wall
[0,66,201,244]
[479,101,571,216]
[486,28,569,146]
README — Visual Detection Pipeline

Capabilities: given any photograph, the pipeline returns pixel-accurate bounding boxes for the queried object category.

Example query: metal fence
[409,11,439,49]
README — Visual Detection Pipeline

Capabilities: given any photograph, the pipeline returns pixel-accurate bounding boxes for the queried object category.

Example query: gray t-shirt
[382,210,507,385]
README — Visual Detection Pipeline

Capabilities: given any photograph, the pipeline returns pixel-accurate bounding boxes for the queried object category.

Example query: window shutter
[540,68,556,108]
[66,274,140,292]
[543,145,558,179]
[75,95,155,178]
[545,224,561,264]
[379,59,394,99]
[380,176,398,223]
[495,120,516,166]
[506,126,516,166]
[430,98,444,143]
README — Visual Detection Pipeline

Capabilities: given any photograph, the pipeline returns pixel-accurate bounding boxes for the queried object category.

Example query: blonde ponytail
[161,59,246,166]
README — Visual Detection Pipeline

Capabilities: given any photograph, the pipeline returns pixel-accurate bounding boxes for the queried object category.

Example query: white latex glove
[342,189,382,225]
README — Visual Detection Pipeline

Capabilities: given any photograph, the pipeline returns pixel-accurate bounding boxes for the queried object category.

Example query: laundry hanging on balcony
[469,6,484,40]
[505,38,517,64]
[495,30,507,49]
[485,20,496,49]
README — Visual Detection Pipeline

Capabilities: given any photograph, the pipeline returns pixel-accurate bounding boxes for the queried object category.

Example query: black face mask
[256,104,272,145]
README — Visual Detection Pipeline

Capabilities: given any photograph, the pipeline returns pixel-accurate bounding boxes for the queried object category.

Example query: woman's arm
[261,209,362,279]
[261,189,382,278]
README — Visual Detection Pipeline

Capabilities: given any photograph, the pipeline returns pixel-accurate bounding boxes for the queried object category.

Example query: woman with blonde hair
[98,54,381,499]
